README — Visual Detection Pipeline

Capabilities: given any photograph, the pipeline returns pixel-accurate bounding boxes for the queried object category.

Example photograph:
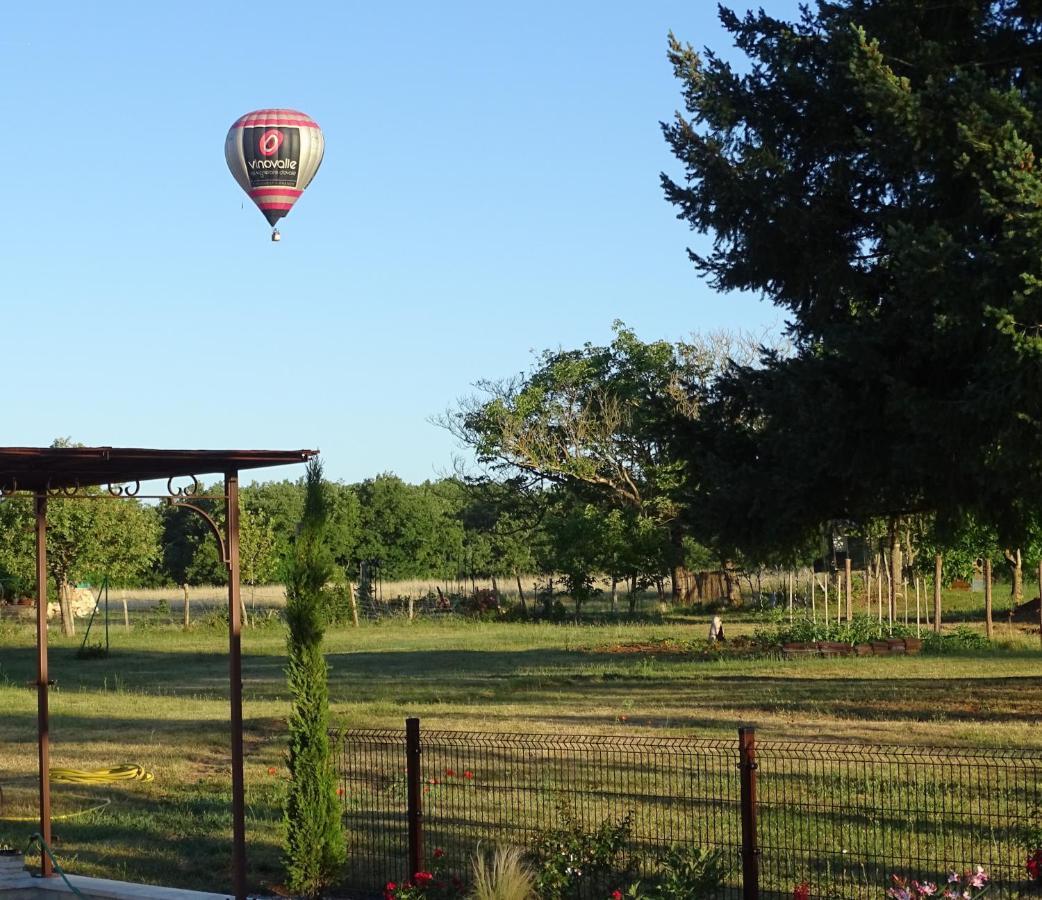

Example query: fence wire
[335,727,1041,899]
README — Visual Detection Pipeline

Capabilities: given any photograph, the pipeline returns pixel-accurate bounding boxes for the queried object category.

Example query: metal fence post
[738,726,759,900]
[406,717,424,880]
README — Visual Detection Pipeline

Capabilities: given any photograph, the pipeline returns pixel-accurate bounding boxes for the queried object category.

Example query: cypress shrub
[283,459,345,896]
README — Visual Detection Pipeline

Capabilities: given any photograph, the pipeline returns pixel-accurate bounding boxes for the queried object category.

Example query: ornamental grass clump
[283,459,345,897]
[469,846,536,900]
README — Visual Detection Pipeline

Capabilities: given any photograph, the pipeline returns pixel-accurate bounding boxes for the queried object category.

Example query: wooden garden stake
[984,558,993,640]
[934,554,943,635]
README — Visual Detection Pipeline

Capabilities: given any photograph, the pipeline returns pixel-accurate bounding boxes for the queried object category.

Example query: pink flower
[794,881,810,900]
[968,867,988,889]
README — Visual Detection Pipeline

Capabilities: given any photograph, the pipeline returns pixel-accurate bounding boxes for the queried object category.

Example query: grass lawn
[0,602,1039,895]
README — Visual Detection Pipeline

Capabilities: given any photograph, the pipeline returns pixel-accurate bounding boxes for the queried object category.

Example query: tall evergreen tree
[283,459,344,896]
[664,0,1042,548]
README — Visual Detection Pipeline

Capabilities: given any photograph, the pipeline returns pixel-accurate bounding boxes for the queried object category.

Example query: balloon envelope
[225,109,324,226]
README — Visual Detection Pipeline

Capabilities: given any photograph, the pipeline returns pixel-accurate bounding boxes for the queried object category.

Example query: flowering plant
[384,849,463,899]
[887,867,989,900]
[533,807,635,898]
[1027,848,1042,882]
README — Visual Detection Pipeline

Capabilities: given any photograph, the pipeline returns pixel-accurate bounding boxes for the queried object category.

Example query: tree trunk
[1004,548,1023,605]
[984,558,993,640]
[628,574,638,615]
[723,562,742,607]
[610,577,618,613]
[59,579,75,637]
[668,522,685,602]
[515,574,527,614]
[934,554,942,634]
[182,583,190,629]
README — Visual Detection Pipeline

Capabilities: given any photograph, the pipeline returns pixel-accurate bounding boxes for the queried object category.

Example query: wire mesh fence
[755,740,1041,898]
[334,723,1042,899]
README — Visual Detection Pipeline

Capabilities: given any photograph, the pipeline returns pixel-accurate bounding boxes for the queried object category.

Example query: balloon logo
[258,129,284,156]
[225,109,324,238]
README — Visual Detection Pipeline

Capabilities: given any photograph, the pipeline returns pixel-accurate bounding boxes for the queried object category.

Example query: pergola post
[35,492,53,877]
[226,471,247,900]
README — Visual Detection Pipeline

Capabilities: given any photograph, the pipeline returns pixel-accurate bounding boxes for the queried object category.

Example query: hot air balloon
[225,109,324,241]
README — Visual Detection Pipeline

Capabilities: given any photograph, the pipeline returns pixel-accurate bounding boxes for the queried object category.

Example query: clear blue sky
[1,1,801,485]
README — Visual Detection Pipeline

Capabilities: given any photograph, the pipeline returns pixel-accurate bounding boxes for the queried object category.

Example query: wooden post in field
[915,577,921,638]
[122,591,130,631]
[903,578,908,625]
[1037,560,1042,650]
[823,575,829,627]
[877,561,884,625]
[866,567,872,617]
[183,585,190,630]
[810,573,816,622]
[845,558,852,622]
[984,558,993,640]
[787,571,793,623]
[934,554,943,635]
[350,583,360,628]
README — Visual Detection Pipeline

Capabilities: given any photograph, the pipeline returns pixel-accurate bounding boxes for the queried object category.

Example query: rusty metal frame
[10,471,250,899]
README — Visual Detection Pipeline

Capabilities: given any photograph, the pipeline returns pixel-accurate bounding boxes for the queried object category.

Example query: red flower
[794,882,810,900]
[445,768,456,777]
[433,848,445,859]
[611,891,623,899]
[267,767,277,775]
[414,871,434,884]
[463,770,474,780]
[336,787,344,797]
[1027,849,1042,881]
[384,881,397,900]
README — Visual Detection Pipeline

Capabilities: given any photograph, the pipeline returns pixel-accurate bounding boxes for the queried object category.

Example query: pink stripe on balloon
[249,187,303,197]
[232,108,319,129]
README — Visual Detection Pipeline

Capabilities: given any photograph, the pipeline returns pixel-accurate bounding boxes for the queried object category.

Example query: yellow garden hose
[0,765,151,822]
[48,764,154,785]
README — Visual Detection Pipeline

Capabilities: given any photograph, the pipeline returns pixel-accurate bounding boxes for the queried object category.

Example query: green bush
[624,846,729,899]
[532,806,635,898]
[920,625,992,653]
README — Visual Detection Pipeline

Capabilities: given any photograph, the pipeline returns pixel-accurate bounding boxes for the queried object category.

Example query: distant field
[0,609,1038,895]
[85,572,1036,626]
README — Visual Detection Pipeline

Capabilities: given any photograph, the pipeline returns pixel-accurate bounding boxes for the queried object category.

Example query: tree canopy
[663,0,1042,547]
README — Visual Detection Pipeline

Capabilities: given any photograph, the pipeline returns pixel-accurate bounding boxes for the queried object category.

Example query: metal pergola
[0,446,317,900]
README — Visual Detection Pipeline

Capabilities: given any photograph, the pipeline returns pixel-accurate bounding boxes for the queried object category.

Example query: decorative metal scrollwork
[106,481,141,497]
[166,475,200,498]
[46,480,83,497]
[166,497,229,566]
